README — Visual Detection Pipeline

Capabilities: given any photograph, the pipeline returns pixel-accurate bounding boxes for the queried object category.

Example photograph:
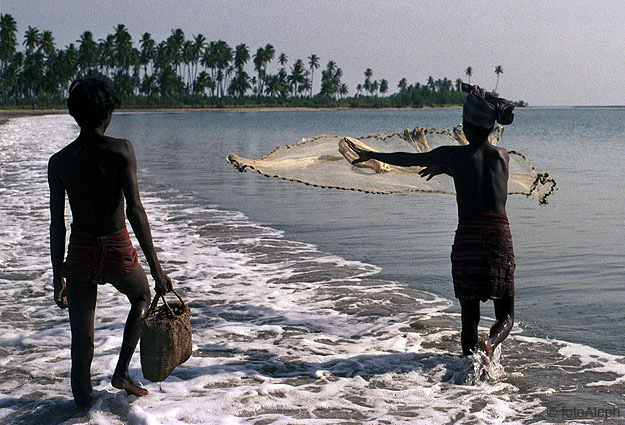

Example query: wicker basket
[140,289,192,382]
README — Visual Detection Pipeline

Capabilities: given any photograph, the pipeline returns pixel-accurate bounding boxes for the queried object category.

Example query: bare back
[446,142,509,219]
[49,133,133,236]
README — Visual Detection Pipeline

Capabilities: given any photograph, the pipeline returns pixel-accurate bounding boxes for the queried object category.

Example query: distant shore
[2,104,624,121]
[0,105,463,120]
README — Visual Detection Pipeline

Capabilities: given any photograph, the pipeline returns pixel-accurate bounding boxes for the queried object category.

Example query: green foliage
[0,14,521,110]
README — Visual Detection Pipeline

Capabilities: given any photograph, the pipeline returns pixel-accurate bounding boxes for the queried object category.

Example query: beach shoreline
[3,110,625,424]
[3,104,623,121]
[1,105,464,120]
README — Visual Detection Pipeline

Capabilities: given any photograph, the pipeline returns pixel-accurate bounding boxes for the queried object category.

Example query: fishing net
[227,124,557,204]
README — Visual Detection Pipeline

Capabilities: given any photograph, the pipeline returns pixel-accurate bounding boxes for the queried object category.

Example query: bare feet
[74,394,94,409]
[478,339,493,359]
[112,375,149,397]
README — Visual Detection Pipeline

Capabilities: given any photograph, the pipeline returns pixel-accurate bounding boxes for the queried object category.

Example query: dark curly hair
[67,78,121,129]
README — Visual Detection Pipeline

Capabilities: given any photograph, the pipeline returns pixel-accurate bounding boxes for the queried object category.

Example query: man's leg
[490,296,514,348]
[459,297,480,356]
[479,296,514,358]
[66,279,97,407]
[107,267,151,396]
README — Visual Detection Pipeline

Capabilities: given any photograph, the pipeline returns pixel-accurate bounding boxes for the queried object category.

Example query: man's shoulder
[49,141,76,165]
[479,142,508,158]
[432,144,463,158]
[104,135,133,148]
[101,135,135,156]
[492,145,510,161]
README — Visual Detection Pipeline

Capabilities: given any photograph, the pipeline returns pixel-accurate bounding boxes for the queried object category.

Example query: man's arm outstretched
[345,138,456,170]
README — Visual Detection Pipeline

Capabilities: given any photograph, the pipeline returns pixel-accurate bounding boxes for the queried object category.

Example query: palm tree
[113,24,133,76]
[23,26,41,52]
[166,28,185,75]
[298,78,310,97]
[98,34,114,77]
[45,44,79,101]
[252,43,274,98]
[0,13,18,65]
[371,80,379,96]
[191,34,206,85]
[234,43,250,71]
[64,43,79,82]
[397,78,407,92]
[194,70,213,97]
[379,79,389,96]
[320,61,342,99]
[338,83,349,99]
[140,32,155,77]
[157,64,179,103]
[9,51,24,104]
[364,68,373,96]
[250,76,257,96]
[76,31,98,76]
[288,59,306,97]
[276,68,289,100]
[263,43,275,67]
[200,42,217,96]
[228,43,252,99]
[0,13,18,102]
[494,65,503,93]
[253,46,265,96]
[140,73,157,97]
[212,40,233,97]
[307,53,319,96]
[1,14,492,108]
[263,43,275,78]
[465,66,472,83]
[426,76,435,92]
[228,69,251,100]
[264,73,282,98]
[39,30,56,58]
[278,52,287,69]
[23,48,44,102]
[182,40,194,86]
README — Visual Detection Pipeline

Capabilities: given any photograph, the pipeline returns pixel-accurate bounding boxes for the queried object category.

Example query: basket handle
[147,288,186,318]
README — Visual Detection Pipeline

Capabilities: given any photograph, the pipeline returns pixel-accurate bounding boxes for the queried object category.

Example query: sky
[2,0,624,106]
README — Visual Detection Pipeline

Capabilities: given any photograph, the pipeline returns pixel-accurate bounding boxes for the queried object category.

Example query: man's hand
[152,269,173,295]
[418,165,449,181]
[344,138,372,164]
[53,276,68,309]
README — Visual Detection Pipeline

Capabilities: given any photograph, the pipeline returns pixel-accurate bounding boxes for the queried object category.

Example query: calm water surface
[111,108,625,356]
[2,111,625,424]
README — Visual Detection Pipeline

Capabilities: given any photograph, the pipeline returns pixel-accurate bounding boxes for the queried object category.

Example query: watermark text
[546,405,620,420]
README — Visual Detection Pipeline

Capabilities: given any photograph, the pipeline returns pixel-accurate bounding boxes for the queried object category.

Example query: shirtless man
[346,83,516,358]
[48,78,172,407]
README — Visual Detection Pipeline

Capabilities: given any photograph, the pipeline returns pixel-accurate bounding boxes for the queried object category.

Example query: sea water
[0,110,624,424]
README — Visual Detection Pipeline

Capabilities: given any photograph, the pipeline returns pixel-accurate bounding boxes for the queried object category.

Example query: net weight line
[227,125,557,205]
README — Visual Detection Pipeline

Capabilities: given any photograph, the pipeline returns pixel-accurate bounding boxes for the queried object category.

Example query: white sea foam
[1,115,624,424]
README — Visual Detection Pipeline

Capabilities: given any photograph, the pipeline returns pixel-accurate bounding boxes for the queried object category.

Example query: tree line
[0,14,523,109]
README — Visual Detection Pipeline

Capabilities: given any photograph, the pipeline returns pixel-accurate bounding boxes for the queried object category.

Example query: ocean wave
[1,115,624,425]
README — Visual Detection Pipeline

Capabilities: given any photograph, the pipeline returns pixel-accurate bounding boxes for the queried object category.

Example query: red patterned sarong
[63,225,139,285]
[451,213,515,300]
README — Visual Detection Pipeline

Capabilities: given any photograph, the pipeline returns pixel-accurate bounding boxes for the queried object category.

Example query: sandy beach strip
[0,105,462,121]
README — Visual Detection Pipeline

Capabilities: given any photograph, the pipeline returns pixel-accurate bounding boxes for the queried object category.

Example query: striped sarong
[451,213,515,300]
[63,225,139,285]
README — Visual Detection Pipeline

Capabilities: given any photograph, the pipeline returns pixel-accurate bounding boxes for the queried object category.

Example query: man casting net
[227,124,556,204]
